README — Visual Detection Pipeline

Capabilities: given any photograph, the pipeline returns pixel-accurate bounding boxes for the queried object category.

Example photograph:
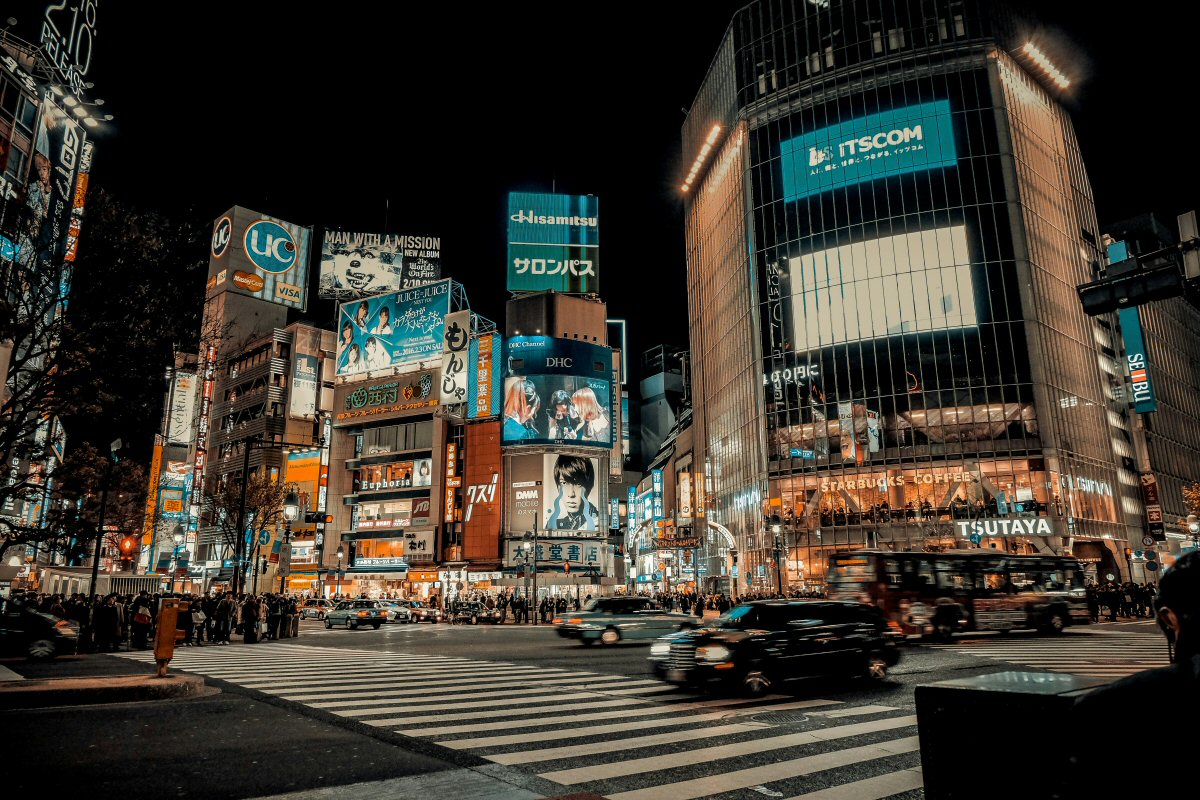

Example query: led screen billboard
[501,337,613,447]
[206,206,312,311]
[506,192,599,293]
[319,230,442,298]
[506,452,605,533]
[336,280,451,378]
[780,100,957,202]
[788,225,976,352]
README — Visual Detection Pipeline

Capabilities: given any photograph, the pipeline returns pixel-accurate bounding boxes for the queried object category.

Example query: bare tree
[208,472,286,594]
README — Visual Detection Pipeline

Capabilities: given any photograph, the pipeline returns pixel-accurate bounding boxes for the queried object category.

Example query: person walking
[214,592,234,644]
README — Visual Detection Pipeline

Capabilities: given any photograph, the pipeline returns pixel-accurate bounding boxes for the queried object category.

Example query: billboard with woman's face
[502,337,613,447]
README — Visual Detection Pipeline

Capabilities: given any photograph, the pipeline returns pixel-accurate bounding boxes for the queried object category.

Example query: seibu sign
[956,518,1053,537]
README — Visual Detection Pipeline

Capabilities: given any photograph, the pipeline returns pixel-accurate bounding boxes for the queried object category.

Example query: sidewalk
[0,649,207,709]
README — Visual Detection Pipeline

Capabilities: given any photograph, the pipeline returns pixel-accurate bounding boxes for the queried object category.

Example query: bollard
[154,598,182,677]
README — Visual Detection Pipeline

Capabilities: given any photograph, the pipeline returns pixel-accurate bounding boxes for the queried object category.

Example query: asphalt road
[1,619,1165,800]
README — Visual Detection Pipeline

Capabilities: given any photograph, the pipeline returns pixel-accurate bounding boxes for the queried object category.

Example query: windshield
[584,599,601,611]
[713,604,756,628]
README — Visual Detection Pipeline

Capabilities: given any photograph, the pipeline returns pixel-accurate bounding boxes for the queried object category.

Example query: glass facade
[684,0,1143,591]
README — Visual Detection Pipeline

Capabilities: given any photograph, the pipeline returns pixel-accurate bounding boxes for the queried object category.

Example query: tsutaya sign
[820,470,973,494]
[957,518,1053,537]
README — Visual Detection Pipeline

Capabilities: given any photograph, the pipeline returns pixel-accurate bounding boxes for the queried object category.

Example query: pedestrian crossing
[926,628,1171,678]
[116,644,923,799]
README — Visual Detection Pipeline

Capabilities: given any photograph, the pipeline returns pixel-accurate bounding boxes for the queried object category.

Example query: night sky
[14,2,1200,382]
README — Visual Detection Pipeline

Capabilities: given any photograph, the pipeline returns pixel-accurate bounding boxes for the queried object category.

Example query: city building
[682,0,1148,591]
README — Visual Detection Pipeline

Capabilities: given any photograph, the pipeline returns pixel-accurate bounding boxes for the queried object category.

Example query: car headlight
[650,641,670,658]
[696,645,732,663]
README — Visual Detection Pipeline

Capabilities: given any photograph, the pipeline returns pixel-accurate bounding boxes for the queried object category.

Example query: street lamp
[771,515,784,596]
[169,523,185,594]
[521,540,533,623]
[1188,515,1200,549]
[336,545,344,598]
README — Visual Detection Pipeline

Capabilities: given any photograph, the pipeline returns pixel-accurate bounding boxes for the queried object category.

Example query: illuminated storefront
[684,0,1145,590]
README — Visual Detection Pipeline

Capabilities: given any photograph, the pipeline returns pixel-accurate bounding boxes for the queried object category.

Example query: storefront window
[354,458,433,491]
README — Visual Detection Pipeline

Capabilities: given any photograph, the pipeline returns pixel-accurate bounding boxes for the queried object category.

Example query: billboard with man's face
[336,280,451,378]
[501,337,613,448]
[542,453,602,532]
[319,229,442,298]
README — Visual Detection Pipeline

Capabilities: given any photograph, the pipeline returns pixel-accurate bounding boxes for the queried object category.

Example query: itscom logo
[244,220,297,274]
[211,216,232,258]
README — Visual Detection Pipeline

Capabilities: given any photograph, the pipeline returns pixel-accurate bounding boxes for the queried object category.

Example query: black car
[0,597,80,660]
[649,600,900,696]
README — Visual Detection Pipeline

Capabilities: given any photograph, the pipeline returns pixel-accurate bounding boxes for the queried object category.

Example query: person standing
[242,595,261,644]
[215,592,234,644]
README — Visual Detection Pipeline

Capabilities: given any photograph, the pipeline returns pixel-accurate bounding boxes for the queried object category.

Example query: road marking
[812,704,899,718]
[782,766,924,799]
[605,735,921,800]
[487,723,767,766]
[383,698,653,727]
[537,716,918,784]
[429,699,840,745]
[328,690,648,715]
[280,673,654,701]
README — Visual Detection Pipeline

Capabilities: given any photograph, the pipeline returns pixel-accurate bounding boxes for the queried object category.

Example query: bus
[826,549,1089,639]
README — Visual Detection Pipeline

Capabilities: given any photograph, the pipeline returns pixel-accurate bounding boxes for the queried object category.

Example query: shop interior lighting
[1021,42,1070,88]
[681,124,723,192]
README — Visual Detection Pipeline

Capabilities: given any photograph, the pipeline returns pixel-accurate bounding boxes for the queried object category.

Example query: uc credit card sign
[780,100,957,202]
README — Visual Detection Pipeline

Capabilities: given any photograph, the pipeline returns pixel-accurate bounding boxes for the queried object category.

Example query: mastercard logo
[233,270,265,292]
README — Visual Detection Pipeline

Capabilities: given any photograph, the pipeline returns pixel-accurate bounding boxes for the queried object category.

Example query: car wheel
[324,619,333,629]
[372,623,381,630]
[27,638,56,660]
[865,656,889,681]
[1043,612,1067,635]
[346,619,354,630]
[742,668,771,696]
[600,627,621,645]
[471,616,478,625]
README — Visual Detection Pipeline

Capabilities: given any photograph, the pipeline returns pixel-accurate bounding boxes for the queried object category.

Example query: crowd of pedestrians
[8,589,306,651]
[1084,581,1157,622]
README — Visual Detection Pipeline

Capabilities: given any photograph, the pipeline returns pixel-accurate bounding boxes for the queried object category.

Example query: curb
[0,673,209,710]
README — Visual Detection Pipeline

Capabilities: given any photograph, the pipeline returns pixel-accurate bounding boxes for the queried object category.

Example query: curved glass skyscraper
[683,0,1144,591]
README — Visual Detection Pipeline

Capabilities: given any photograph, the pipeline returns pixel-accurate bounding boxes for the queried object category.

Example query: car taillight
[568,617,583,624]
[357,610,369,617]
[887,620,903,633]
[552,617,564,624]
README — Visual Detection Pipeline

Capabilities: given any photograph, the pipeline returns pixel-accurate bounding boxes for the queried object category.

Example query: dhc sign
[780,100,958,202]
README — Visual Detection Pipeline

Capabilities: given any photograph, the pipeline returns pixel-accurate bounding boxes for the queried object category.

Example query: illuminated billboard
[542,453,603,532]
[787,225,976,352]
[206,206,312,311]
[780,100,957,202]
[319,230,441,298]
[469,333,502,418]
[506,192,599,293]
[336,279,451,378]
[501,337,613,447]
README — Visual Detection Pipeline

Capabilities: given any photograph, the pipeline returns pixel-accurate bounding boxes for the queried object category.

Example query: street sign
[1134,550,1143,559]
[1146,561,1159,572]
[969,533,982,545]
[1142,535,1155,546]
[258,530,270,546]
[1145,549,1157,560]
[1105,573,1116,581]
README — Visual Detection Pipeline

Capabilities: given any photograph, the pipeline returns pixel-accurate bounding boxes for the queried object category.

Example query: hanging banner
[652,469,665,520]
[838,402,857,462]
[866,410,882,454]
[440,310,470,406]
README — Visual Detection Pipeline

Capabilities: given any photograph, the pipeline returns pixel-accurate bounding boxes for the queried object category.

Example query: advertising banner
[440,310,470,406]
[838,402,857,462]
[464,420,502,562]
[25,95,86,267]
[206,206,312,311]
[628,486,636,529]
[289,354,319,419]
[543,454,602,532]
[502,337,613,447]
[319,229,442,297]
[611,497,620,530]
[610,350,623,478]
[354,458,433,491]
[652,469,665,520]
[166,371,197,445]
[506,192,599,293]
[780,99,957,202]
[507,454,543,532]
[336,280,451,378]
[335,370,437,423]
[678,470,693,522]
[504,537,606,572]
[866,410,882,453]
[1120,306,1158,414]
[64,139,94,263]
[469,333,502,418]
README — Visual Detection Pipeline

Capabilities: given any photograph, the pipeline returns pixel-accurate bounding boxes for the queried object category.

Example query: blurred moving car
[649,600,900,695]
[398,599,441,623]
[299,598,334,620]
[0,597,79,659]
[323,600,385,630]
[378,601,412,624]
[450,601,501,624]
[556,596,696,645]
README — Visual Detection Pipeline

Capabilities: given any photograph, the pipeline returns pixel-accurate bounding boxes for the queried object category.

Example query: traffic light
[305,512,334,524]
[260,557,268,574]
[1124,548,1133,558]
[119,536,136,556]
[1077,254,1184,316]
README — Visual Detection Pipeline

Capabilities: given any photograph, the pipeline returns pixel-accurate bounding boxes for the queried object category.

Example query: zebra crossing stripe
[537,715,918,785]
[605,735,921,800]
[429,698,840,745]
[281,674,655,701]
[487,722,769,766]
[782,766,924,799]
[325,689,638,715]
[812,704,899,718]
[382,698,657,727]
